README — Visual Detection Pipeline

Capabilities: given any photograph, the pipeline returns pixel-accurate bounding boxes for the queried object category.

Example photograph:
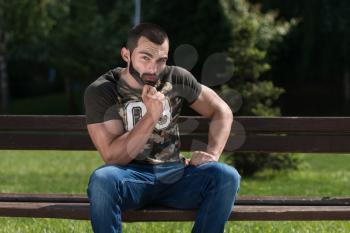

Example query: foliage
[2,0,132,107]
[250,0,350,115]
[219,0,300,176]
[142,0,233,78]
[47,0,131,80]
[0,0,55,102]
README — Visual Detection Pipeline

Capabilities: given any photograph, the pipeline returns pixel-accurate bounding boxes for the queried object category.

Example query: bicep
[87,119,125,158]
[189,85,230,118]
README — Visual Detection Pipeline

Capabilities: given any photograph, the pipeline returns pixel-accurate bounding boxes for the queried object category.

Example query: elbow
[98,147,112,164]
[226,107,234,123]
[218,104,234,124]
[102,151,129,166]
[103,156,128,166]
[103,154,115,165]
[101,151,113,164]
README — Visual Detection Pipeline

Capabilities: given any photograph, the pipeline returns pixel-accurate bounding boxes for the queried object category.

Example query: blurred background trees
[2,0,350,116]
[0,0,54,113]
[250,0,350,115]
[0,0,132,114]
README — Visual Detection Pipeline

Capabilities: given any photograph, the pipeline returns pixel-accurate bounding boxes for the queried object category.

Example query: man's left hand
[189,151,218,166]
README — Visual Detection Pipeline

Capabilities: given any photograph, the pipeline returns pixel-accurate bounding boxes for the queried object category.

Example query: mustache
[142,73,157,77]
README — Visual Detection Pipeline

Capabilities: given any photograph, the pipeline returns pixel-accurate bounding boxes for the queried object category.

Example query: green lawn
[0,150,349,232]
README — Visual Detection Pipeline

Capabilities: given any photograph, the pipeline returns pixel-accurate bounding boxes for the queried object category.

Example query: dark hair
[126,23,168,53]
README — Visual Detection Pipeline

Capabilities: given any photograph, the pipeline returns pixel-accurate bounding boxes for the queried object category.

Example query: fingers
[142,85,165,105]
[147,89,164,101]
[154,91,164,100]
[143,85,157,95]
[148,86,157,95]
[190,151,217,166]
[142,85,150,98]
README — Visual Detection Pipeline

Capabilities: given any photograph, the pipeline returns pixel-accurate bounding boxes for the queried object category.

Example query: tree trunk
[0,28,10,114]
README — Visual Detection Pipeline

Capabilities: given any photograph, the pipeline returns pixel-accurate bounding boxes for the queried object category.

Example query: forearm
[206,109,233,160]
[105,113,157,165]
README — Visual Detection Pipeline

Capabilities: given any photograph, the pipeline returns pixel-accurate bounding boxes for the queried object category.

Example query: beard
[129,60,159,87]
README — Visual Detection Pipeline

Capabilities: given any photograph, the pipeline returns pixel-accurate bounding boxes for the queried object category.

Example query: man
[84,23,241,233]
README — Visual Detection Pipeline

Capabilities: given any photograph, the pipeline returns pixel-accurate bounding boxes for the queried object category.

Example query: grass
[0,150,349,232]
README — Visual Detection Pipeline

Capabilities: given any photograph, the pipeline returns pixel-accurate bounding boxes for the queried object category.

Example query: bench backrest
[1,115,350,153]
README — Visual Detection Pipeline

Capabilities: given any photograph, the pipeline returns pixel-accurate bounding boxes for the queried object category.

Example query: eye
[158,58,167,64]
[142,56,151,61]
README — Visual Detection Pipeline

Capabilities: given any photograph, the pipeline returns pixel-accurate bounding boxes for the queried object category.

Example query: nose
[146,61,157,74]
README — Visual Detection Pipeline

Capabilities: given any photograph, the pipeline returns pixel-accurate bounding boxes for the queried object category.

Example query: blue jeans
[87,161,241,233]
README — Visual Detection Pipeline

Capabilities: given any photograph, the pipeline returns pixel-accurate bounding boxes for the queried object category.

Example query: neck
[120,67,143,90]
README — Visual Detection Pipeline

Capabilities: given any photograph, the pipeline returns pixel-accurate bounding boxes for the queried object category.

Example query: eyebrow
[139,51,153,57]
[139,51,168,61]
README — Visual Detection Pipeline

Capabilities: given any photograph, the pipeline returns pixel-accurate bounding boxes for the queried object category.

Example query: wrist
[206,149,220,160]
[143,112,159,126]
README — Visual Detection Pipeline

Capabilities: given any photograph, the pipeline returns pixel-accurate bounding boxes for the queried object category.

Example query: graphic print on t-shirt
[124,97,172,131]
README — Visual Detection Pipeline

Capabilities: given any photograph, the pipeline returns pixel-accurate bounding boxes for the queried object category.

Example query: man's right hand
[142,85,164,123]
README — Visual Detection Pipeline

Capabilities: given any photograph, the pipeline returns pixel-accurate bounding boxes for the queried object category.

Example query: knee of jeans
[204,162,241,193]
[227,166,241,193]
[87,165,121,199]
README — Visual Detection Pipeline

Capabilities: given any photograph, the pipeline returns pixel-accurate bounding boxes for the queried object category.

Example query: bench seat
[0,193,349,221]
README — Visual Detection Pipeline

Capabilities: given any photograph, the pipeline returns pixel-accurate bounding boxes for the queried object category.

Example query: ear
[121,47,130,63]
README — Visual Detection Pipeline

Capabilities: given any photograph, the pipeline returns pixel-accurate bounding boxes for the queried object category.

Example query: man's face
[128,36,169,86]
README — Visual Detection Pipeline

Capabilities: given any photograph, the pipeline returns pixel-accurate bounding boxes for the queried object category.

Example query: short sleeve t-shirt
[84,65,202,164]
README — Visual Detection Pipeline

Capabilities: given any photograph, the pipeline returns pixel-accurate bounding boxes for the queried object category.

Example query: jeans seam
[121,178,155,185]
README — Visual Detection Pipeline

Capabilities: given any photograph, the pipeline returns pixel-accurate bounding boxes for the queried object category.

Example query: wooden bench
[0,115,349,221]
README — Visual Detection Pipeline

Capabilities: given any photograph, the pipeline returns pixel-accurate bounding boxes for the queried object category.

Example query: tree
[0,0,53,113]
[0,11,9,113]
[47,0,132,113]
[220,0,300,176]
[251,0,350,115]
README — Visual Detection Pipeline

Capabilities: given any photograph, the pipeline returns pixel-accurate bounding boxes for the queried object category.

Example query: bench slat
[235,134,350,153]
[3,133,350,152]
[2,115,350,134]
[0,134,94,150]
[0,193,349,206]
[0,202,349,221]
[0,115,87,131]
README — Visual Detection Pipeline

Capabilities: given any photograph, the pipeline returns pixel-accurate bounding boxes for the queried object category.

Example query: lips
[142,74,158,86]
